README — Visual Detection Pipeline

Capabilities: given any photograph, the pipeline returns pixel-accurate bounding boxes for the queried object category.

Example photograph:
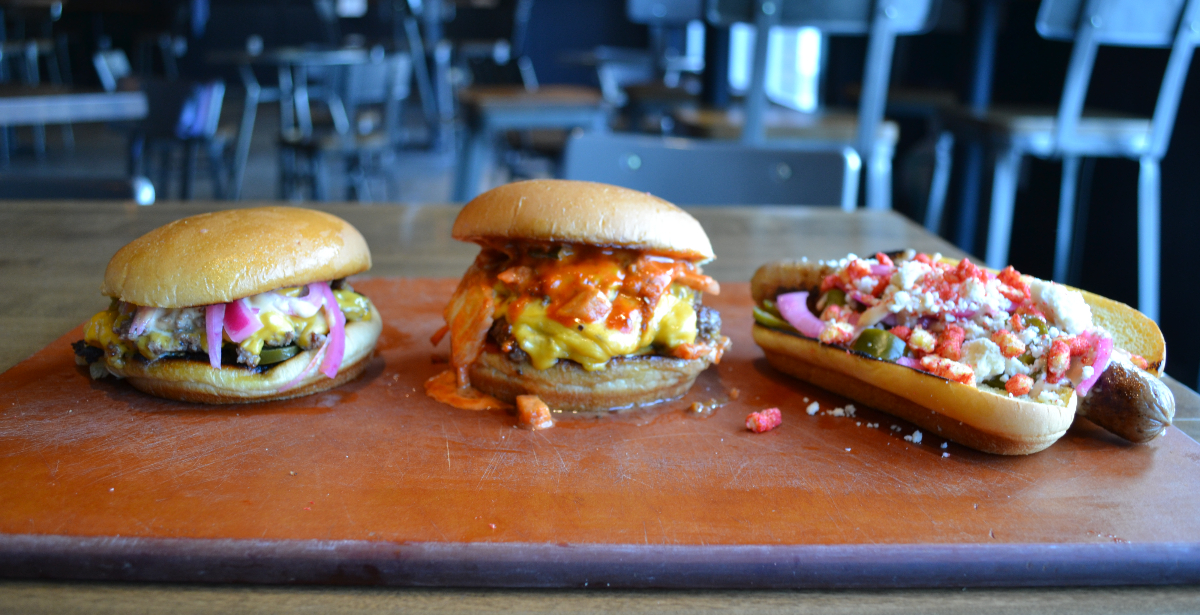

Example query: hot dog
[750,251,1174,455]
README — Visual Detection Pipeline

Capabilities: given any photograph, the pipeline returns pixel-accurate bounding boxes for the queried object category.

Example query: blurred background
[1,0,1198,389]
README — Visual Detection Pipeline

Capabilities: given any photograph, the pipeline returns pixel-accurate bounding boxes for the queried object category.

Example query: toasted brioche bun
[452,179,715,262]
[104,307,382,404]
[750,258,1168,455]
[102,207,371,308]
[468,348,712,412]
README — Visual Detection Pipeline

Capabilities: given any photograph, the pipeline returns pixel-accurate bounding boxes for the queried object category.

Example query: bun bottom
[469,349,712,412]
[753,324,1075,455]
[106,311,382,404]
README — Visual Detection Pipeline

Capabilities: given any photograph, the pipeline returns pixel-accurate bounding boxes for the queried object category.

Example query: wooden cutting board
[2,278,1199,588]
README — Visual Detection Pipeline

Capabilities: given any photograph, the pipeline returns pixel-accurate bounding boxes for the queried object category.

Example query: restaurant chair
[562,131,860,208]
[0,175,154,205]
[93,48,134,94]
[0,37,73,157]
[131,80,230,200]
[278,51,413,201]
[616,0,707,133]
[926,0,1199,322]
[450,0,611,201]
[694,0,941,211]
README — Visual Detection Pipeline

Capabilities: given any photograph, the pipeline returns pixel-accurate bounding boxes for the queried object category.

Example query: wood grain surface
[2,201,1198,611]
[2,278,1198,588]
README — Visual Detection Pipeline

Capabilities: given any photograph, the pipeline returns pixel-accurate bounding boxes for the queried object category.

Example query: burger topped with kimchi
[428,179,729,412]
[73,206,382,403]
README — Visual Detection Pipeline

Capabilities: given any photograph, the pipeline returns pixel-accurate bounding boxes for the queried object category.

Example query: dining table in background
[0,84,147,163]
[207,46,373,200]
[0,200,1197,613]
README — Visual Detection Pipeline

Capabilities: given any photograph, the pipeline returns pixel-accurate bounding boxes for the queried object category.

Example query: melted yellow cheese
[83,288,372,363]
[83,309,132,367]
[503,284,698,371]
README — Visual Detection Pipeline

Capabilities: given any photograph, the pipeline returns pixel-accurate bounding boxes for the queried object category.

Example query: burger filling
[435,242,729,386]
[754,251,1144,406]
[74,280,371,378]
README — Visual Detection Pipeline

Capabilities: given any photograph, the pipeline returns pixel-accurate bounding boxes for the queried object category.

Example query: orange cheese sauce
[484,242,715,334]
[423,370,512,411]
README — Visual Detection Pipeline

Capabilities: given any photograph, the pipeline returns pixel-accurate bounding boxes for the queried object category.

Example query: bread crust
[749,257,1169,454]
[102,207,371,308]
[753,324,1074,455]
[103,307,382,404]
[468,348,712,412]
[452,180,715,262]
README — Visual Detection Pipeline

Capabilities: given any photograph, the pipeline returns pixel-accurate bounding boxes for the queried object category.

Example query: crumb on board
[805,401,820,415]
[516,395,554,430]
[729,388,741,400]
[746,408,782,433]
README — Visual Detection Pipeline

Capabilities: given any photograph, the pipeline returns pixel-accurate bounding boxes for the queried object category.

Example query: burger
[72,206,382,403]
[430,179,730,411]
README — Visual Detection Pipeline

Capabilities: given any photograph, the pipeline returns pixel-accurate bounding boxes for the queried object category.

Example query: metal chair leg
[985,146,1022,270]
[182,141,199,200]
[1138,156,1161,322]
[865,140,893,211]
[1052,156,1081,283]
[924,131,954,234]
[453,127,491,202]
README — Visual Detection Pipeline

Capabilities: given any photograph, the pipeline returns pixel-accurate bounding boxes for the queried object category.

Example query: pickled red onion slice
[1076,336,1114,396]
[314,282,346,379]
[776,292,825,338]
[223,298,262,343]
[205,303,225,369]
[278,341,327,392]
[129,306,162,337]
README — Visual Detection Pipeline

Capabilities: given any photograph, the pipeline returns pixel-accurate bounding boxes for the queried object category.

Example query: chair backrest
[1036,0,1200,158]
[0,175,155,205]
[628,0,705,25]
[93,49,132,93]
[707,0,937,34]
[342,51,413,140]
[562,131,861,209]
[707,0,939,162]
[142,79,226,141]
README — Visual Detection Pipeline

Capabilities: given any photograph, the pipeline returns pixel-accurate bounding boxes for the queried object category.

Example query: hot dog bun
[751,257,1168,455]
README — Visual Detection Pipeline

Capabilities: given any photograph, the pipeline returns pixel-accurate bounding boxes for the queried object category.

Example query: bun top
[452,180,716,261]
[102,207,371,308]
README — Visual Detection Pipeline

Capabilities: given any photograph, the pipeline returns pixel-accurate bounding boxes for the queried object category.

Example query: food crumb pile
[746,407,782,433]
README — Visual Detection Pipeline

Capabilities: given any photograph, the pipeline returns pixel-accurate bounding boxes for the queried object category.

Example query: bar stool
[926,0,1200,322]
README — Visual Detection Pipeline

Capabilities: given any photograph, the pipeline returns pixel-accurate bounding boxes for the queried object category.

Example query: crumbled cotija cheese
[1031,279,1093,335]
[962,338,1005,382]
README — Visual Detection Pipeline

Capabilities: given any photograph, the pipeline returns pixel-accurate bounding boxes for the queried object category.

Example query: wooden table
[0,85,146,126]
[1,201,1197,613]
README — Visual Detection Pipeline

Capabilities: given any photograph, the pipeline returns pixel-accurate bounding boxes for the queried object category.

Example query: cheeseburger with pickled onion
[428,180,729,412]
[72,206,381,403]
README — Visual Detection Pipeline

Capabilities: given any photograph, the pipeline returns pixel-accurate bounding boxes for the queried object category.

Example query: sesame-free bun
[753,324,1075,455]
[103,306,382,404]
[468,348,713,412]
[452,180,715,262]
[750,257,1169,454]
[102,207,372,308]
